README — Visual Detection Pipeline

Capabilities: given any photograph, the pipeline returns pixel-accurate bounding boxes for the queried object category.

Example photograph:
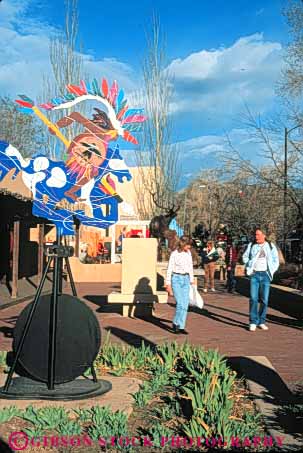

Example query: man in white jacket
[242,228,279,332]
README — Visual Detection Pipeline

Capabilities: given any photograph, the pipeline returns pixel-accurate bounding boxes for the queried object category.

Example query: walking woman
[201,240,219,292]
[165,236,194,334]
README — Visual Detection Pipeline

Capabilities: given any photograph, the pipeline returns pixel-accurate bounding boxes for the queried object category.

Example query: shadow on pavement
[206,302,302,330]
[228,356,303,442]
[138,314,175,334]
[186,304,248,329]
[83,295,124,314]
[104,326,156,349]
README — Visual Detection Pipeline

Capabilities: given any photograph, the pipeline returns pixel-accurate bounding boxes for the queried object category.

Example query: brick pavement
[0,281,302,388]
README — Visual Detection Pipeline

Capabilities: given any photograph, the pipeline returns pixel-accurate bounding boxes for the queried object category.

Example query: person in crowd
[97,239,105,262]
[242,228,279,331]
[225,239,238,293]
[79,243,88,264]
[117,227,127,252]
[165,235,194,335]
[201,240,219,292]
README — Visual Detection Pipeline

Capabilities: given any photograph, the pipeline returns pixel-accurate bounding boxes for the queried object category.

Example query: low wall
[236,277,303,320]
[68,257,122,283]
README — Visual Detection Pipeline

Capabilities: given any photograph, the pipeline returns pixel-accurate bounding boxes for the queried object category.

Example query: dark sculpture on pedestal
[149,194,180,259]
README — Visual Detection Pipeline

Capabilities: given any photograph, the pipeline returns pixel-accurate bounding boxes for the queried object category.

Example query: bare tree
[280,0,303,99]
[42,0,86,159]
[219,107,302,240]
[0,97,46,157]
[278,0,303,128]
[133,16,180,219]
[178,166,288,241]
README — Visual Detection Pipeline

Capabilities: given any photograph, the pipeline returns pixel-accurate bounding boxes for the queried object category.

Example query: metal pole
[183,191,187,231]
[11,220,20,298]
[208,187,212,238]
[48,230,61,390]
[284,127,288,259]
[209,199,212,238]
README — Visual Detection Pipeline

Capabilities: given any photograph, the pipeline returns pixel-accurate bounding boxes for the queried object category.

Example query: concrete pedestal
[108,238,168,317]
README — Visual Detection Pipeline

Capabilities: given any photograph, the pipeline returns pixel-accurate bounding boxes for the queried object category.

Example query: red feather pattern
[109,80,118,106]
[39,103,54,110]
[15,100,33,108]
[121,114,146,125]
[117,105,128,120]
[123,130,138,145]
[102,78,109,98]
[67,85,83,96]
[80,80,88,95]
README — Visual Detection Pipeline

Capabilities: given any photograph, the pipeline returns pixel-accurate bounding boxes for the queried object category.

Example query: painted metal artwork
[0,78,146,235]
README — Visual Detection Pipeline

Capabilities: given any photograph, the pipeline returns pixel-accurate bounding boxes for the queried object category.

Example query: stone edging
[232,355,302,451]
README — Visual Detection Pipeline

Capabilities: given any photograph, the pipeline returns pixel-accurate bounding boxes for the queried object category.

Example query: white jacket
[242,241,279,280]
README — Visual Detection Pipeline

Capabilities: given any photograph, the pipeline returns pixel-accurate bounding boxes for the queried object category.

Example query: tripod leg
[91,364,98,383]
[58,257,63,296]
[3,256,53,392]
[64,257,77,296]
[48,253,60,390]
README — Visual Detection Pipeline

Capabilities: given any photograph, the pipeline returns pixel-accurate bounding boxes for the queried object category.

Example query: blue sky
[0,0,289,186]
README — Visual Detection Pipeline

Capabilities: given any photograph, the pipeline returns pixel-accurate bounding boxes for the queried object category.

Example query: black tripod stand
[0,234,112,400]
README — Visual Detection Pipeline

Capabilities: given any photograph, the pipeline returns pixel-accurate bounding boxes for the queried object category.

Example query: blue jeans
[172,273,190,329]
[249,271,271,325]
[227,264,236,292]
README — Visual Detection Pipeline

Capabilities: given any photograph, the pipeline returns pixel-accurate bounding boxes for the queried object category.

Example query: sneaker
[210,288,216,292]
[258,324,269,331]
[249,324,256,331]
[203,289,208,293]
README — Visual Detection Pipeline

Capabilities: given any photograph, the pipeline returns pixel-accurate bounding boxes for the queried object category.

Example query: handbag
[189,285,204,309]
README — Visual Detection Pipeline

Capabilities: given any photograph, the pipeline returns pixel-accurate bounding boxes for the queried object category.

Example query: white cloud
[167,34,283,116]
[174,126,284,188]
[176,135,225,157]
[176,127,276,158]
[0,0,137,99]
[0,0,29,27]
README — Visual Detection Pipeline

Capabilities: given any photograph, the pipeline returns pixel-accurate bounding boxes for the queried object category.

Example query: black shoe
[172,323,180,334]
[179,329,189,335]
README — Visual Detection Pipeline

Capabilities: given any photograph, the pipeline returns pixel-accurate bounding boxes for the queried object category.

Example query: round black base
[0,377,112,401]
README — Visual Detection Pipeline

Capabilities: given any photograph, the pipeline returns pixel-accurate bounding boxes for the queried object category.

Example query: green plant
[0,406,20,424]
[156,342,180,371]
[133,341,154,370]
[229,412,263,438]
[133,381,154,407]
[152,404,176,422]
[96,337,136,376]
[0,351,7,369]
[22,406,69,431]
[57,420,83,436]
[74,407,93,423]
[148,422,174,450]
[23,426,46,437]
[87,406,128,441]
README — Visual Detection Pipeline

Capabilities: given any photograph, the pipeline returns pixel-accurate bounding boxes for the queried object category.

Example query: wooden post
[110,225,116,264]
[12,220,20,298]
[105,205,110,236]
[75,224,80,257]
[37,224,45,281]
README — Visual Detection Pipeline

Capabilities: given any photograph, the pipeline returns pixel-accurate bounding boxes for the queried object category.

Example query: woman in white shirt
[166,236,194,334]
